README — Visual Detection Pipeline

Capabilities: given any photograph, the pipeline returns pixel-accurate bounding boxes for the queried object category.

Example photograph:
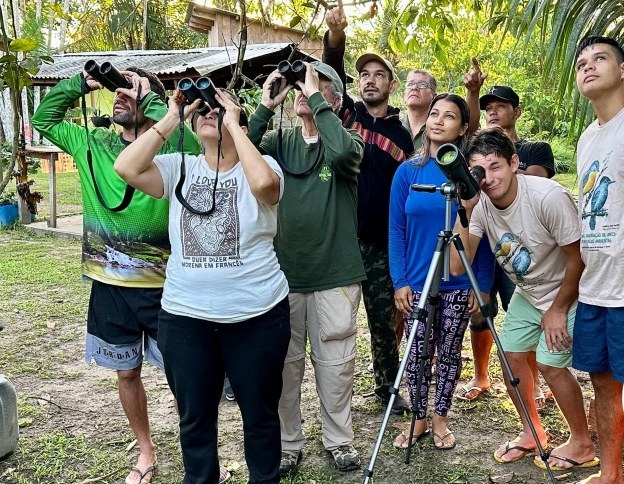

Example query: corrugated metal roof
[33,43,324,88]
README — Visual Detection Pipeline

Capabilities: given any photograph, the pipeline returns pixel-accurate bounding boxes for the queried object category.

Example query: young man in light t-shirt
[572,35,624,484]
[450,128,597,470]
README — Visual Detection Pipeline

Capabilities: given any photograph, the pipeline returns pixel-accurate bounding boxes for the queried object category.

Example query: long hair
[415,93,470,167]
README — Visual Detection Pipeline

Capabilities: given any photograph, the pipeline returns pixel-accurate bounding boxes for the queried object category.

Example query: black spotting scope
[84,60,132,92]
[178,77,220,115]
[435,143,485,200]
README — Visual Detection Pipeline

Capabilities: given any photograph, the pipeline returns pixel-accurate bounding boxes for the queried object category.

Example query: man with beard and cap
[323,0,414,418]
[249,60,365,477]
[31,68,235,484]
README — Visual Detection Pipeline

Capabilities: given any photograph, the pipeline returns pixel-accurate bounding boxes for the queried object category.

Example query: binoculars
[84,60,132,92]
[270,60,307,98]
[179,77,219,116]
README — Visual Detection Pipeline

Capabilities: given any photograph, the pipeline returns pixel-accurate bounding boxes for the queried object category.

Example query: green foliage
[64,0,208,52]
[0,190,17,206]
[0,4,53,201]
[550,137,577,174]
[487,0,623,136]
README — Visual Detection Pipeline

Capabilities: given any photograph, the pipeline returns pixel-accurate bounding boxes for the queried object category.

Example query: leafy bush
[0,190,17,206]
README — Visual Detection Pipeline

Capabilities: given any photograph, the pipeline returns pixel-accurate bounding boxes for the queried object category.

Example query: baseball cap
[355,53,395,80]
[479,86,520,110]
[310,61,344,93]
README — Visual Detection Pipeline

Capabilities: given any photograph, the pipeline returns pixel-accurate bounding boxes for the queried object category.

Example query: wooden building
[185,3,323,56]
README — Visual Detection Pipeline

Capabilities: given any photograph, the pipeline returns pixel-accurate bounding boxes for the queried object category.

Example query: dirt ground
[0,232,601,484]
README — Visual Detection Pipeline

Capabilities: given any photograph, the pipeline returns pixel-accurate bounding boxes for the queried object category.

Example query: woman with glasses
[115,87,290,484]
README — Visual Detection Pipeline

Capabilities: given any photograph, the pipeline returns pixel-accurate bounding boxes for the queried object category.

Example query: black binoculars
[84,60,132,92]
[270,60,307,98]
[179,77,219,116]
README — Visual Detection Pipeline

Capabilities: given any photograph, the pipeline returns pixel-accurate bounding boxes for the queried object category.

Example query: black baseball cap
[479,86,520,110]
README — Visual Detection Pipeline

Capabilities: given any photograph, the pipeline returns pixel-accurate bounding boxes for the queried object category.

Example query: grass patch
[27,170,82,221]
[1,431,123,483]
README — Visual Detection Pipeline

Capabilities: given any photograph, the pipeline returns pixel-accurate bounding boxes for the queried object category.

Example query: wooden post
[25,145,63,228]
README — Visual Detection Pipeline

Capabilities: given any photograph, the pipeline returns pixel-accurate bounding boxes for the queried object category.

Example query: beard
[112,111,144,129]
[360,89,389,107]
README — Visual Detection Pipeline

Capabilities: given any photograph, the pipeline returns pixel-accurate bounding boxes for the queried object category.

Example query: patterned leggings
[404,289,471,419]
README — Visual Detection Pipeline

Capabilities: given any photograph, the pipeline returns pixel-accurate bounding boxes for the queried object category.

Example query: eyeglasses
[405,81,433,90]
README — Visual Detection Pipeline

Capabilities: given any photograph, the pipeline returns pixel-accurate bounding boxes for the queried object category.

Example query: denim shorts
[572,302,624,382]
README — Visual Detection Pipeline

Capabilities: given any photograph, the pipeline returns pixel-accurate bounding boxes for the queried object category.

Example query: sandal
[125,464,157,484]
[393,428,430,449]
[432,430,456,450]
[219,465,231,483]
[535,389,553,410]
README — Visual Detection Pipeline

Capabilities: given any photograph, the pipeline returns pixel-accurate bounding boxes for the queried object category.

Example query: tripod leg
[404,268,442,463]
[363,236,446,484]
[452,236,557,484]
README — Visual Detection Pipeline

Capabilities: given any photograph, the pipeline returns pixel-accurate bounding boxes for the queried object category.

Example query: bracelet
[151,125,166,142]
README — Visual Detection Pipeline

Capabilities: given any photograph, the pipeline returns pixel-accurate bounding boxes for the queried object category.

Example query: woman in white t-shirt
[115,85,290,484]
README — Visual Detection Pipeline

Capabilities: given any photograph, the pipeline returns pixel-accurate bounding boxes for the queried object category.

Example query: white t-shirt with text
[154,153,289,322]
[577,107,624,307]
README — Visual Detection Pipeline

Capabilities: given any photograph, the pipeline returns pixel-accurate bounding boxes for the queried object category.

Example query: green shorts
[499,292,575,368]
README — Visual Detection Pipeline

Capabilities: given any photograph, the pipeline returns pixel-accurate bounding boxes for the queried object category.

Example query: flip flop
[125,464,157,484]
[219,465,231,483]
[432,430,456,450]
[535,389,553,410]
[393,429,430,449]
[455,385,487,401]
[493,441,536,463]
[533,455,600,471]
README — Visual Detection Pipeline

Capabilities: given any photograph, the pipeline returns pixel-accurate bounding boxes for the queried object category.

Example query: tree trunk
[227,0,247,90]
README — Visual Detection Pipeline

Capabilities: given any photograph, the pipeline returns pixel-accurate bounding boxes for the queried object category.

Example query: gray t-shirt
[470,174,580,311]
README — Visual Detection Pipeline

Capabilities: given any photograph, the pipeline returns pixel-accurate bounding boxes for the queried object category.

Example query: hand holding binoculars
[178,77,220,116]
[269,60,307,99]
[84,60,132,92]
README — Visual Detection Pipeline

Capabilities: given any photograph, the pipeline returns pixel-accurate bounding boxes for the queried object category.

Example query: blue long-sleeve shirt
[389,157,494,292]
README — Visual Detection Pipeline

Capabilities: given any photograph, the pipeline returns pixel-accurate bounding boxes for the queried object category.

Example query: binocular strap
[275,105,323,176]
[174,105,224,216]
[80,76,136,212]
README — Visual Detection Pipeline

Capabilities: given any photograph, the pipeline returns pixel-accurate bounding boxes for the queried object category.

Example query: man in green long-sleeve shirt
[32,67,201,484]
[249,61,365,476]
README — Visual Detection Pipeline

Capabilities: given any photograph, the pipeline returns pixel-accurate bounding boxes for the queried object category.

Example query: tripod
[363,181,555,484]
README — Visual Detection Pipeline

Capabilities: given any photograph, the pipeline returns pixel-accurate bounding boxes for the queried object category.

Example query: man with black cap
[249,61,365,476]
[323,0,413,418]
[457,72,556,406]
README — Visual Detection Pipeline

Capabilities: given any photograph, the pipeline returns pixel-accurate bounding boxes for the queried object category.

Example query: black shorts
[85,280,164,370]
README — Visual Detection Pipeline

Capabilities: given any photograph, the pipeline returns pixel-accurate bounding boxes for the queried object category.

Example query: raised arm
[463,57,487,136]
[323,0,348,85]
[31,74,92,153]
[216,91,281,205]
[114,93,200,198]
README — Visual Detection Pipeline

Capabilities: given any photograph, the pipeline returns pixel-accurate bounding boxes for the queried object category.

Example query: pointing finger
[472,57,481,72]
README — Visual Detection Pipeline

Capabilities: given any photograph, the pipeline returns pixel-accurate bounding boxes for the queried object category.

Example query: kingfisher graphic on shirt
[494,232,532,282]
[580,153,615,231]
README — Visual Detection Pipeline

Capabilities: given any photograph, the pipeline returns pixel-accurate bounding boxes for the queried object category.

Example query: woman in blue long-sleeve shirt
[389,93,493,450]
